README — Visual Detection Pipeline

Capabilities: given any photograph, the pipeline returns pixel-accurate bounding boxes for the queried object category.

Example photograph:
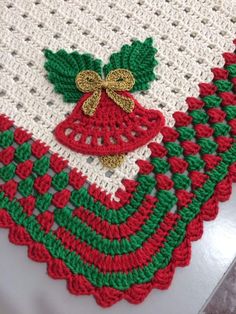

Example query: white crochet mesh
[0,0,235,195]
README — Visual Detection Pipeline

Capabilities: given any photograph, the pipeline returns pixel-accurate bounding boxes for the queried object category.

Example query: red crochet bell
[55,90,164,155]
[44,38,165,168]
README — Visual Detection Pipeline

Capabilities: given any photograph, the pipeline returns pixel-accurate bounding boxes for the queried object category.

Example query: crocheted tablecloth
[0,0,236,308]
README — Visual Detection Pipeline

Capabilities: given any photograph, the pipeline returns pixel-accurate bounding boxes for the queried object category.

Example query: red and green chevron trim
[0,42,236,307]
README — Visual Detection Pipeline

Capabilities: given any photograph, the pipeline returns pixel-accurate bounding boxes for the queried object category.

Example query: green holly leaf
[103,38,158,92]
[44,49,102,103]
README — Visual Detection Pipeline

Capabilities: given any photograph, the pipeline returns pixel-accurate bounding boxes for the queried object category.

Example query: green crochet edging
[54,189,177,254]
[69,175,155,224]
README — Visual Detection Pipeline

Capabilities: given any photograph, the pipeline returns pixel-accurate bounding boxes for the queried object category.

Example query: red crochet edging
[0,167,234,307]
[70,195,158,241]
[54,212,179,272]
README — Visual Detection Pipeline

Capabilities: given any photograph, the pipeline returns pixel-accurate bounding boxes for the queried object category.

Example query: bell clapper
[99,154,125,168]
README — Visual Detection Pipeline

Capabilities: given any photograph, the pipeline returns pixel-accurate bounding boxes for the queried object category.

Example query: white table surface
[0,185,236,314]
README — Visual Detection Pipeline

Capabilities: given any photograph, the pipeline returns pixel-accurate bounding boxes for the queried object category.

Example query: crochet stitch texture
[1,0,236,308]
[1,0,235,194]
[54,91,164,155]
[0,43,236,306]
[45,39,165,168]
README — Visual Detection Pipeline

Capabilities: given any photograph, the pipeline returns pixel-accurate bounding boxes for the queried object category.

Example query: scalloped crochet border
[0,176,234,307]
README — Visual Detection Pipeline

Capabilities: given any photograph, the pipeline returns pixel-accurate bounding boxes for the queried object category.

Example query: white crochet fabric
[0,0,235,195]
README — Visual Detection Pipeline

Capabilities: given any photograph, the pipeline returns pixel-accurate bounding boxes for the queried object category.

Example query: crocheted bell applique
[44,38,165,168]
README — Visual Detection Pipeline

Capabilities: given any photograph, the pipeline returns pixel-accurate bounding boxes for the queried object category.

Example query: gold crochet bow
[75,69,135,116]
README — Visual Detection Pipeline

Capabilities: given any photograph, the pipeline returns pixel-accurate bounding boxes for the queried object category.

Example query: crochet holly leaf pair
[44,38,157,103]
